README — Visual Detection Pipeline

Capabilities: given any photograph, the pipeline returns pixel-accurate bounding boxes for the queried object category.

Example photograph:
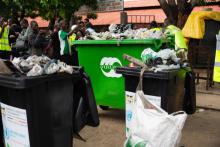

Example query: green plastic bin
[74,39,165,109]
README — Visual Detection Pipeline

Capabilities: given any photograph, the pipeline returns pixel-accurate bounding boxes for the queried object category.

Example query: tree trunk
[158,0,178,26]
[158,0,195,28]
[48,17,56,30]
[11,9,20,26]
[20,9,25,20]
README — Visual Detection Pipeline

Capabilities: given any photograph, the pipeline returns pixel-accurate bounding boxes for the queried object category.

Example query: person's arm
[0,28,3,38]
[20,27,30,41]
[0,24,7,38]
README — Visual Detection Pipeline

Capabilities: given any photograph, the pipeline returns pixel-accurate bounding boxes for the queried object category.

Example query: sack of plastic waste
[125,91,187,147]
[141,48,181,69]
[81,24,165,40]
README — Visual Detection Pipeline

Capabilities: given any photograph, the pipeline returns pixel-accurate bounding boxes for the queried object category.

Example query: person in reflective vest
[0,17,11,59]
[149,21,162,31]
[214,32,220,82]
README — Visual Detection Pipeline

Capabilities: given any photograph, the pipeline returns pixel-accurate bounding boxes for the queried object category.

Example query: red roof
[125,0,160,8]
[90,12,121,25]
[27,17,49,28]
[26,1,220,27]
[193,5,220,11]
[90,5,220,26]
[127,9,165,23]
[89,9,165,25]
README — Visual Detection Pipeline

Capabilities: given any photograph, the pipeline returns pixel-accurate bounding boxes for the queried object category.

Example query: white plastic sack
[27,64,44,77]
[125,91,187,147]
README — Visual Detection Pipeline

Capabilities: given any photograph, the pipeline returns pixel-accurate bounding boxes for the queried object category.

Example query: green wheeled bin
[74,39,166,109]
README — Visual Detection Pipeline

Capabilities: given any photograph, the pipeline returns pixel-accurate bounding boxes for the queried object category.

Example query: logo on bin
[100,57,122,78]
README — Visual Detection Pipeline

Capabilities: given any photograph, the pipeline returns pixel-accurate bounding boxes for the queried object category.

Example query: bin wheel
[99,105,109,110]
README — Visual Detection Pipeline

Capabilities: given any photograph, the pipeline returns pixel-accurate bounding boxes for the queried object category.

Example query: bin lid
[74,39,164,45]
[74,39,165,51]
[116,67,179,80]
[0,67,82,89]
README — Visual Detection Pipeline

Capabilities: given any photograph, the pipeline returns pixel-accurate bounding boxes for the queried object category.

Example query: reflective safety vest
[0,26,11,51]
[68,33,77,55]
[165,25,188,51]
[214,34,220,82]
[150,27,162,31]
[68,33,76,46]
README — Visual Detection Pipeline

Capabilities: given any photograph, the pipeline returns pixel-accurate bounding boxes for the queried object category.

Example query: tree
[158,0,205,28]
[0,0,97,27]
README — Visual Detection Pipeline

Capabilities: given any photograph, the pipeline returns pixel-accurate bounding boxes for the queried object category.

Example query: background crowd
[0,16,95,65]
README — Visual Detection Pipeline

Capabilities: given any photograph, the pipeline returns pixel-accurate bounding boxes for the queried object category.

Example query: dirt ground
[74,108,220,147]
[74,80,220,147]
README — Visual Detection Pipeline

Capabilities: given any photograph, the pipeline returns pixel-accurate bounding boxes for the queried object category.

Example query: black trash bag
[183,71,196,114]
[73,71,99,134]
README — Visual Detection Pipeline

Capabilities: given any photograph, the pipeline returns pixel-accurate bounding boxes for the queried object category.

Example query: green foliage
[0,0,97,21]
[86,12,97,20]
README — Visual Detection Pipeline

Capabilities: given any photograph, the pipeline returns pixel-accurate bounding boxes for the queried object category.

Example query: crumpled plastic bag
[155,64,180,72]
[26,55,38,63]
[44,60,60,75]
[109,24,118,33]
[141,48,157,62]
[81,24,165,40]
[27,64,44,77]
[147,29,164,39]
[133,28,149,39]
[141,48,180,64]
[58,61,74,74]
[12,57,23,72]
[12,57,22,65]
[157,49,178,62]
[26,55,50,65]
[19,60,33,72]
[13,55,74,76]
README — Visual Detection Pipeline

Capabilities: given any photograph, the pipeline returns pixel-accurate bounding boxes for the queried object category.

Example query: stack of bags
[141,48,182,72]
[80,24,164,40]
[12,55,74,77]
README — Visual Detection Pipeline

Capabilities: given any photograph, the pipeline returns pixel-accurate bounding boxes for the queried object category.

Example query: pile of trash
[141,48,182,72]
[80,24,164,40]
[12,55,74,77]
